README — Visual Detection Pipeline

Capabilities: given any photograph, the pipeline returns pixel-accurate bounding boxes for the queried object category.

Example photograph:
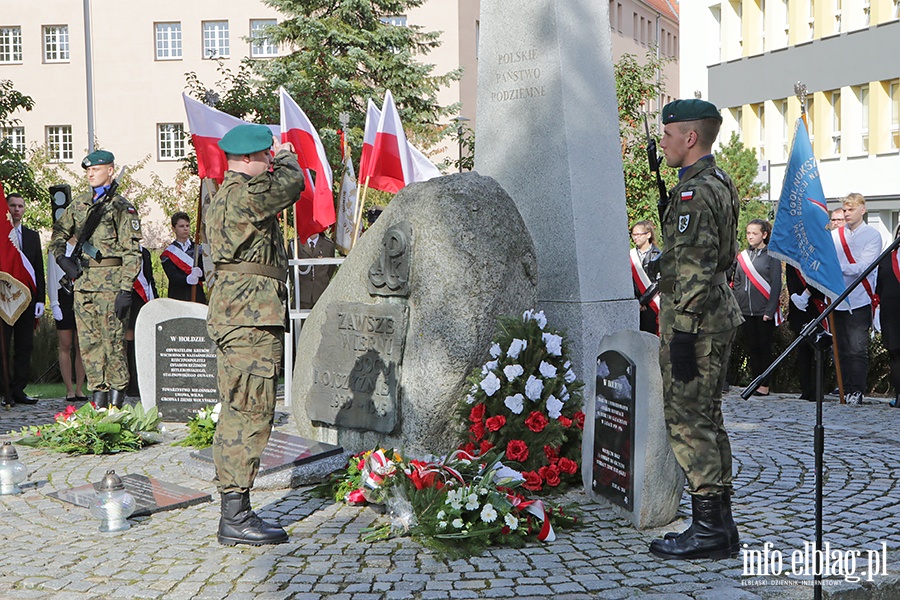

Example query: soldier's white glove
[790,290,811,311]
[186,267,202,285]
[52,305,63,321]
[34,303,45,318]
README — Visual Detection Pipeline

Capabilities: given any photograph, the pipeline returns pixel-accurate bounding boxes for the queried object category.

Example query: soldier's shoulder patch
[678,214,691,233]
[126,205,137,214]
[680,190,694,202]
[131,219,140,231]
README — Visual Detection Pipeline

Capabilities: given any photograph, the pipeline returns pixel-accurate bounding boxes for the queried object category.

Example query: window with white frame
[734,1,743,52]
[784,0,791,43]
[863,0,870,26]
[1,126,25,153]
[834,0,841,33]
[202,21,229,59]
[381,15,408,27]
[157,123,186,160]
[250,19,278,57]
[46,126,73,163]
[155,22,182,60]
[891,80,899,150]
[830,90,841,156]
[43,25,69,62]
[894,0,899,19]
[808,0,815,39]
[759,0,766,45]
[711,5,722,62]
[0,27,23,63]
[757,104,766,161]
[778,100,789,159]
[859,85,869,153]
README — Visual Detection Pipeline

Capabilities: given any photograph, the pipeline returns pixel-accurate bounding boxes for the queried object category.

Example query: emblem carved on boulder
[368,221,412,297]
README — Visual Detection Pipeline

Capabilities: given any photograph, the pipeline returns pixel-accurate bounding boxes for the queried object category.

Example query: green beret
[218,124,273,155]
[81,150,115,169]
[662,99,723,125]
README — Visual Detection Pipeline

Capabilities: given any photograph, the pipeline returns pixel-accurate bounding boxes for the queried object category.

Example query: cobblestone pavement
[0,391,898,600]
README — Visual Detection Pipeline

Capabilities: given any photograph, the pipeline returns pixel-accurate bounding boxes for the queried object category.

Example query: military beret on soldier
[218,124,274,155]
[662,99,723,125]
[81,150,115,169]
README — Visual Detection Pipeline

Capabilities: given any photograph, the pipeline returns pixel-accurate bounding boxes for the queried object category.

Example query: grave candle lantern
[90,470,135,532]
[0,442,27,495]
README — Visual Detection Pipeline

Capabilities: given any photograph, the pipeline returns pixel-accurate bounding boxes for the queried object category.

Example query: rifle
[643,114,669,222]
[58,167,125,294]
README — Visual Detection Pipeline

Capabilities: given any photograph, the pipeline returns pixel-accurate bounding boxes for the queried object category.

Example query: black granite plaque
[191,431,344,476]
[48,474,211,516]
[156,317,219,421]
[592,350,636,511]
[305,301,407,433]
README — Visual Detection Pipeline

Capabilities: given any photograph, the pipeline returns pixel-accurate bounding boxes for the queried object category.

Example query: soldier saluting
[205,124,304,546]
[49,150,142,409]
[649,100,743,561]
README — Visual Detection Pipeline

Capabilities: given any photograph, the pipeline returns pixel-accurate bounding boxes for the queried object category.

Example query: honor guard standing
[205,124,304,546]
[49,150,142,409]
[649,100,743,560]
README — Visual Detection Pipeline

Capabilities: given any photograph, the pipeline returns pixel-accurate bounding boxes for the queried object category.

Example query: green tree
[183,0,461,175]
[614,52,678,229]
[714,132,769,203]
[0,79,47,219]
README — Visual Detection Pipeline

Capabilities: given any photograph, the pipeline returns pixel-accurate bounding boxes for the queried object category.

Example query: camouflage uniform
[658,155,743,497]
[49,192,142,392]
[206,150,304,494]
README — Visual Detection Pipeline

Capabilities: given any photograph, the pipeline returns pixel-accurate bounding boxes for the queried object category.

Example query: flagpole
[190,183,203,303]
[351,176,370,248]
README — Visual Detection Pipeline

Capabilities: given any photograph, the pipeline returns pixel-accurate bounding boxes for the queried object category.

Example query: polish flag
[358,91,441,194]
[0,182,34,326]
[182,93,280,183]
[279,87,335,240]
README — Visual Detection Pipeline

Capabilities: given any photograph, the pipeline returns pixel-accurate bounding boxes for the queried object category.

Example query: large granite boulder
[291,172,537,456]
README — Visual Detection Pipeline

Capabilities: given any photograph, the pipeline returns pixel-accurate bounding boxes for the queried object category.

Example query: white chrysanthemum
[525,375,544,401]
[564,360,571,369]
[436,510,446,520]
[504,513,519,530]
[446,489,464,510]
[465,493,479,511]
[438,521,448,529]
[546,395,564,419]
[523,309,547,329]
[480,372,501,397]
[503,364,524,381]
[490,343,502,358]
[542,332,563,356]
[539,361,557,379]
[507,338,527,359]
[452,518,464,529]
[565,368,577,383]
[485,359,499,371]
[465,394,476,405]
[480,503,498,523]
[504,393,525,414]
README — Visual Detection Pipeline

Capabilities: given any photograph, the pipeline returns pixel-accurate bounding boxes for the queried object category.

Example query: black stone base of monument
[48,474,212,517]
[185,431,349,490]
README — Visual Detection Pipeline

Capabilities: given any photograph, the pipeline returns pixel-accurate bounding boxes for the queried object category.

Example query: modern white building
[680,0,900,244]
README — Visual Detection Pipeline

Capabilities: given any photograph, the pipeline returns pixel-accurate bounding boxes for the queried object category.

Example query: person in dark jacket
[630,220,662,334]
[732,219,782,396]
[786,265,826,401]
[876,224,900,407]
[162,212,207,304]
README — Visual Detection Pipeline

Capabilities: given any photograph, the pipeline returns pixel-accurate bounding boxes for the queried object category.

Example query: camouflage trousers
[74,289,128,391]
[659,327,736,497]
[209,324,283,494]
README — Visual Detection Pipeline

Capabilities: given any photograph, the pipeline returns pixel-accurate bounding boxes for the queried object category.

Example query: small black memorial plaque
[592,350,636,511]
[191,431,344,477]
[305,301,407,433]
[156,317,218,421]
[48,474,211,516]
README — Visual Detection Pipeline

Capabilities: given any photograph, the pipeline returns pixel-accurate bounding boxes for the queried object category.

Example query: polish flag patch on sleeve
[681,190,694,201]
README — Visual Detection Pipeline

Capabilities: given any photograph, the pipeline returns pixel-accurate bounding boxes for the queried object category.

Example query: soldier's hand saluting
[272,138,294,154]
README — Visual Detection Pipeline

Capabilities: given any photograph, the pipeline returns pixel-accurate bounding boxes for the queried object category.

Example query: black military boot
[217,491,288,546]
[110,389,127,408]
[664,489,739,554]
[92,390,110,408]
[650,494,733,560]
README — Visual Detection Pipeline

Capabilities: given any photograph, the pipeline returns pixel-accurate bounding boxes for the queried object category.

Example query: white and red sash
[161,243,194,275]
[737,249,783,325]
[132,246,155,303]
[838,227,879,315]
[630,248,659,314]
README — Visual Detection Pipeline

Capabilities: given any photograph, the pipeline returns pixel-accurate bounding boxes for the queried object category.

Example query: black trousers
[2,309,35,400]
[741,315,776,387]
[833,308,872,395]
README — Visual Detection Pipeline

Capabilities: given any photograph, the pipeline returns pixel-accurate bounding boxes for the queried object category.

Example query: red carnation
[557,457,578,475]
[479,439,494,455]
[505,439,529,462]
[573,411,585,429]
[461,442,477,454]
[539,464,561,487]
[525,411,549,433]
[469,403,485,423]
[558,416,572,428]
[470,420,485,441]
[543,445,559,463]
[522,470,542,491]
[486,415,506,432]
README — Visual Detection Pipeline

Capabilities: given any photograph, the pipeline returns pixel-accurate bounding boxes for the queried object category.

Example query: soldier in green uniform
[648,100,744,560]
[49,150,142,409]
[205,124,304,546]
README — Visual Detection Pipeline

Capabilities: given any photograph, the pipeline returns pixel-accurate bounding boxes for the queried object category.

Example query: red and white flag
[358,91,441,193]
[335,143,359,255]
[279,87,335,241]
[0,182,34,326]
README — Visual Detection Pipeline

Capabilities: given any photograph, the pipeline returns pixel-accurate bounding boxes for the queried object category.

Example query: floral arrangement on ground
[16,402,162,454]
[172,403,220,449]
[458,309,585,492]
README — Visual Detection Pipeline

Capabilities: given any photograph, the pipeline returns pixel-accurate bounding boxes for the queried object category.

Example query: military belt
[84,257,122,267]
[659,271,727,294]
[215,261,287,282]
